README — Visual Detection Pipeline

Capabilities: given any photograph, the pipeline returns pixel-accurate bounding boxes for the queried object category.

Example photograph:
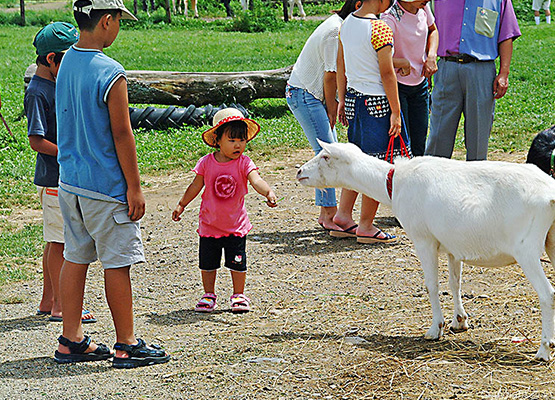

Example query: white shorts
[532,0,551,11]
[58,189,145,269]
[37,186,64,243]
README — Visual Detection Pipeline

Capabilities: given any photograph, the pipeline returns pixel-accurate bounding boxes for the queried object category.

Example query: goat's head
[296,140,362,189]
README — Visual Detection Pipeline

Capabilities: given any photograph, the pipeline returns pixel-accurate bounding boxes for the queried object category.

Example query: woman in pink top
[382,0,438,156]
[172,108,277,313]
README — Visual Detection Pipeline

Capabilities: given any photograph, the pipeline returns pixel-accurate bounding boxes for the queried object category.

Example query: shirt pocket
[474,7,499,38]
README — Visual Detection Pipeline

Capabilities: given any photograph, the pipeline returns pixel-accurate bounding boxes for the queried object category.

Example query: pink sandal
[195,293,217,312]
[230,294,251,313]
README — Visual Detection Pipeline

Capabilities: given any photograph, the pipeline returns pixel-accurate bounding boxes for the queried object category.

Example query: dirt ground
[2,148,555,399]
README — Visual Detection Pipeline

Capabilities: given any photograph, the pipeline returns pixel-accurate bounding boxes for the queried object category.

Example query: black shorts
[199,235,247,272]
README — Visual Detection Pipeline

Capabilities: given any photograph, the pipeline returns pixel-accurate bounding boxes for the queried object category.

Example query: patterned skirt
[345,87,412,162]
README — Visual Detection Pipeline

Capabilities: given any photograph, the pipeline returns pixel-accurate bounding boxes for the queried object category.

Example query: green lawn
[0,10,553,283]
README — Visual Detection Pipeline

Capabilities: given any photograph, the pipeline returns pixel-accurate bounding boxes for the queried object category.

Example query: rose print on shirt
[214,174,237,199]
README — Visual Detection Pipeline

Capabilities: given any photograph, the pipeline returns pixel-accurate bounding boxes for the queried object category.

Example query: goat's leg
[517,252,555,361]
[448,255,468,332]
[413,241,445,340]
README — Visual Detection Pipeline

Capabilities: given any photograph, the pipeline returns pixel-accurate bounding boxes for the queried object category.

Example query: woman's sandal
[54,335,113,364]
[230,294,251,313]
[112,338,170,369]
[194,293,217,312]
[356,229,397,244]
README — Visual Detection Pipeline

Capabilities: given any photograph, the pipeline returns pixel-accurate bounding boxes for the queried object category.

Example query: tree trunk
[25,64,292,106]
[19,0,25,26]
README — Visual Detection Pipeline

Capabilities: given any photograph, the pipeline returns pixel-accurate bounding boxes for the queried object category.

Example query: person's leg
[201,270,217,294]
[546,1,551,23]
[296,0,306,18]
[461,61,496,161]
[57,261,101,354]
[191,0,198,17]
[535,9,541,24]
[231,270,246,294]
[425,59,464,158]
[222,0,233,17]
[356,195,380,237]
[398,84,411,151]
[47,242,64,317]
[38,242,54,313]
[104,266,137,358]
[332,189,358,230]
[403,81,430,157]
[286,86,340,230]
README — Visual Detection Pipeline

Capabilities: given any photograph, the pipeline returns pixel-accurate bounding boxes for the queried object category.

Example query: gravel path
[2,149,555,399]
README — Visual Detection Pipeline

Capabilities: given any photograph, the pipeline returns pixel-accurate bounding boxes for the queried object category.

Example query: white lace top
[287,13,343,102]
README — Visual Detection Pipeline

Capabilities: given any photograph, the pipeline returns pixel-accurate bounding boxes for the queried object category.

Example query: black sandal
[54,335,113,364]
[112,338,170,369]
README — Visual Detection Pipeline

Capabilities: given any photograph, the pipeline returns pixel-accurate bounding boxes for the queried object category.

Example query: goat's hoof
[534,347,551,362]
[450,316,469,333]
[424,323,444,340]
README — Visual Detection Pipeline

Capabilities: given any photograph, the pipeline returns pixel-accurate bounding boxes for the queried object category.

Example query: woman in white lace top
[286,0,360,232]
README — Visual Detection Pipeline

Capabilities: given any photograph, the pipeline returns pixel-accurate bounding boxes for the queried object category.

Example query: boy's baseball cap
[73,0,138,21]
[33,22,79,56]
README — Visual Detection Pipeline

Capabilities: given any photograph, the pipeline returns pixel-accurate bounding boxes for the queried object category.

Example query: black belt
[441,54,484,64]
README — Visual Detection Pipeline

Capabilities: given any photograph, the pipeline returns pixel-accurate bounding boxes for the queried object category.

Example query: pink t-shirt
[381,4,435,86]
[193,153,257,238]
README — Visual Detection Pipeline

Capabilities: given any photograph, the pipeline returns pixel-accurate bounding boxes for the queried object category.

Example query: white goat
[296,140,555,361]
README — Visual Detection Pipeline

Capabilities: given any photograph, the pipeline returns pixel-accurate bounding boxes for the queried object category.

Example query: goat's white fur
[297,140,555,361]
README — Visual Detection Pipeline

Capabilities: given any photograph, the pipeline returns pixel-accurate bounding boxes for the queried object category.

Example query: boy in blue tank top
[54,0,169,368]
[25,22,97,324]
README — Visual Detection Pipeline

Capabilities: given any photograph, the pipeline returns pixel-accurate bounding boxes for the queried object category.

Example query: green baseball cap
[33,22,79,56]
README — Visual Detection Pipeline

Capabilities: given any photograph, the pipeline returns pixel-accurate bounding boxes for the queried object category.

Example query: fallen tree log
[25,64,293,106]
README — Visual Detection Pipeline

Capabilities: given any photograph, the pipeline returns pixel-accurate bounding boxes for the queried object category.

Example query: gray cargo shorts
[58,189,145,269]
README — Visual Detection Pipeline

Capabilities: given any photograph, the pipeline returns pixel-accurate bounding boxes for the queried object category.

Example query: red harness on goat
[384,134,410,200]
[386,168,394,199]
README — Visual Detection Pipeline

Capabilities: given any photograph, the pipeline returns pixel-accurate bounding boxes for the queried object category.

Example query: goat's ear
[317,139,331,152]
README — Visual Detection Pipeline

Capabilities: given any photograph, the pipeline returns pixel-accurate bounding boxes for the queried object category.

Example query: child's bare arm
[28,135,58,156]
[423,23,439,78]
[172,174,204,221]
[247,170,277,207]
[377,46,402,138]
[392,58,411,77]
[107,76,145,221]
[336,40,348,127]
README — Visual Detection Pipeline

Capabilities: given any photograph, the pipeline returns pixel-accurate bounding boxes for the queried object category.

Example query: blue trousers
[398,79,429,157]
[286,85,338,207]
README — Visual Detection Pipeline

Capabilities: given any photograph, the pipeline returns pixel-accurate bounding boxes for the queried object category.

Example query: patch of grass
[0,223,41,285]
[1,295,25,304]
[0,223,43,259]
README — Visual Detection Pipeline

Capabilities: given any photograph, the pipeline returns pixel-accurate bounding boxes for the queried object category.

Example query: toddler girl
[172,108,277,313]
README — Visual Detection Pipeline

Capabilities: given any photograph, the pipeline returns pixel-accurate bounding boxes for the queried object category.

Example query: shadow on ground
[249,227,409,256]
[145,309,239,327]
[0,315,49,334]
[0,356,111,379]
[261,331,539,367]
